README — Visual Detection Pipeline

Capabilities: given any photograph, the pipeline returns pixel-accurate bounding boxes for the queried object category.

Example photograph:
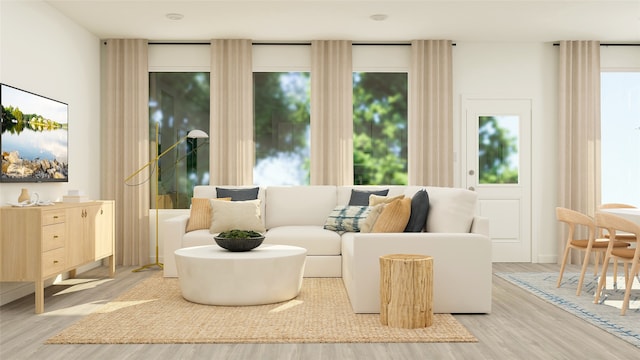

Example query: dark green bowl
[214,235,265,252]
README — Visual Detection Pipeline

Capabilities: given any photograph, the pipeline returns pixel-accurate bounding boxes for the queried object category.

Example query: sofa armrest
[162,214,190,277]
[470,215,489,237]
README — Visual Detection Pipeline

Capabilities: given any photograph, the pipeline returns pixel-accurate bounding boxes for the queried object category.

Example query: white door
[464,98,532,262]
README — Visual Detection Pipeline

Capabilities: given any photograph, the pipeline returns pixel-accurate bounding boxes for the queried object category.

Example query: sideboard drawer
[42,223,66,252]
[41,248,66,276]
[42,210,66,226]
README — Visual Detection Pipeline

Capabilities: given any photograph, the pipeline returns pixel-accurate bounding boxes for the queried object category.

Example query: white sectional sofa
[162,185,492,314]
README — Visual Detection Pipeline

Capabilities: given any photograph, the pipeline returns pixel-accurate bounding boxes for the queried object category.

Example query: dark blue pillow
[348,189,389,206]
[216,187,259,201]
[404,189,430,232]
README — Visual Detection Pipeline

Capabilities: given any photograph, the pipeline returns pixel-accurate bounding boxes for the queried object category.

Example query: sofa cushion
[324,205,371,232]
[425,187,477,233]
[183,229,215,248]
[185,197,231,232]
[404,189,430,232]
[348,189,389,206]
[372,197,412,232]
[360,203,385,233]
[209,199,266,233]
[263,226,341,256]
[216,187,259,201]
[265,186,337,228]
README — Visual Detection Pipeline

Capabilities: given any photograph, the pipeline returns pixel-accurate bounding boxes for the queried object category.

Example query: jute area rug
[47,274,477,344]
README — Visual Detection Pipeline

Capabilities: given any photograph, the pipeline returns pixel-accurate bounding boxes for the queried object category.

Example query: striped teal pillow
[324,206,372,232]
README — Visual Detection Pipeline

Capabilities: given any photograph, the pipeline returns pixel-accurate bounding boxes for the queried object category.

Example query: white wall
[0,1,101,305]
[452,42,559,263]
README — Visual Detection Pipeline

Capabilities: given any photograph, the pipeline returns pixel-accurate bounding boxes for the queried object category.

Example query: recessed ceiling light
[166,13,184,21]
[370,14,388,21]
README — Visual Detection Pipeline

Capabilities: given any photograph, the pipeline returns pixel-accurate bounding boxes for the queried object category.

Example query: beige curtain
[408,40,453,186]
[210,39,254,185]
[310,40,353,185]
[102,39,149,266]
[558,41,601,215]
[558,41,601,262]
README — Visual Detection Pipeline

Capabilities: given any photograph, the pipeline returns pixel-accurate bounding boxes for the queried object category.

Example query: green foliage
[478,116,519,184]
[217,229,263,238]
[252,72,408,186]
[253,72,311,184]
[253,72,310,159]
[353,73,408,185]
[149,73,210,207]
[1,105,66,134]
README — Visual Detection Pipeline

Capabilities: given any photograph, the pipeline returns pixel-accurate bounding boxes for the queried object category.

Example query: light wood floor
[1,263,638,359]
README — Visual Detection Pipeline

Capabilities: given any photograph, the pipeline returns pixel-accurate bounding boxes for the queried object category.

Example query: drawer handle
[53,216,59,219]
[53,235,59,239]
[53,260,59,264]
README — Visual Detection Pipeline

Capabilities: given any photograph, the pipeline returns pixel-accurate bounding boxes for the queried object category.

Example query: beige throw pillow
[369,194,404,206]
[185,197,231,232]
[209,199,266,234]
[371,197,412,233]
[360,203,385,233]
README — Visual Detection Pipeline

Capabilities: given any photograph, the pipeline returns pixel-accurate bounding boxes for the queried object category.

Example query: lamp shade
[187,129,209,139]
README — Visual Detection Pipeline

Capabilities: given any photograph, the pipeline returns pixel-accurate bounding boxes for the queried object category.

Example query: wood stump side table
[379,254,433,328]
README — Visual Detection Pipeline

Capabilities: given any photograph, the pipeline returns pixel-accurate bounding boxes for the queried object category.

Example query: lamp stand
[133,122,163,272]
[124,124,208,273]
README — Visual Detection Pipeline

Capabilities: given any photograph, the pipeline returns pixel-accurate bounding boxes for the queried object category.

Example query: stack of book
[63,190,89,203]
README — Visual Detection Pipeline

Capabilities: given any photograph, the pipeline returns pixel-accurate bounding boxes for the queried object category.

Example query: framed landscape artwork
[0,83,69,182]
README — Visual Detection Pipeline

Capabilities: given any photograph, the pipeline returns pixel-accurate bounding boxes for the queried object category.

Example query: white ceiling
[44,0,640,43]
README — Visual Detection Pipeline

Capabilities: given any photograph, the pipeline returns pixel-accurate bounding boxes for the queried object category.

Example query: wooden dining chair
[594,203,637,288]
[555,207,629,295]
[593,212,640,315]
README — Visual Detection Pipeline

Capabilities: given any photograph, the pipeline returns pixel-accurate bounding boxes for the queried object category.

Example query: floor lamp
[124,123,208,272]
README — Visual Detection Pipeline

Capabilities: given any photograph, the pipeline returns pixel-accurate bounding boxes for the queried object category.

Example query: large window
[253,72,311,185]
[353,72,408,185]
[148,44,411,202]
[149,72,210,209]
[601,71,640,206]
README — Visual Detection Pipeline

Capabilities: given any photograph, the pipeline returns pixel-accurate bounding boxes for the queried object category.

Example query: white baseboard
[536,255,558,263]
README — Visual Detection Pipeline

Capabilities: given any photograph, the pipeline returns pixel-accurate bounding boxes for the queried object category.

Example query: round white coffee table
[174,244,307,306]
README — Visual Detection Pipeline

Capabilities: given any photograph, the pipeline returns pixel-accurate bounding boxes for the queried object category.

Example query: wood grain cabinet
[0,201,115,313]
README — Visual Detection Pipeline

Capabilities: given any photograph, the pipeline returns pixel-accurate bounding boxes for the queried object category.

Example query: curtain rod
[149,41,456,46]
[149,42,636,47]
[552,43,640,47]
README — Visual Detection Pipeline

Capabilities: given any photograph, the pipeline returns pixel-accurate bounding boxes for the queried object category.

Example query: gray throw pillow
[216,187,259,201]
[404,189,430,232]
[348,189,389,206]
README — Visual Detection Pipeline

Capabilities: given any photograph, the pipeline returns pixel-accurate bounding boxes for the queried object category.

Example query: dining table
[599,207,640,225]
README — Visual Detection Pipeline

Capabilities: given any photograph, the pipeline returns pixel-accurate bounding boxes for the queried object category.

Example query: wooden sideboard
[0,201,115,313]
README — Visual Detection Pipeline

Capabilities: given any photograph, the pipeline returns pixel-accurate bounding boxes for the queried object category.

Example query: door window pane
[353,72,408,185]
[478,115,519,184]
[149,72,210,209]
[253,72,311,185]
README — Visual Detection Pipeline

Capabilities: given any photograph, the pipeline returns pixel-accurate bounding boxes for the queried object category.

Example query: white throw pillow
[209,199,266,234]
[425,187,477,233]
